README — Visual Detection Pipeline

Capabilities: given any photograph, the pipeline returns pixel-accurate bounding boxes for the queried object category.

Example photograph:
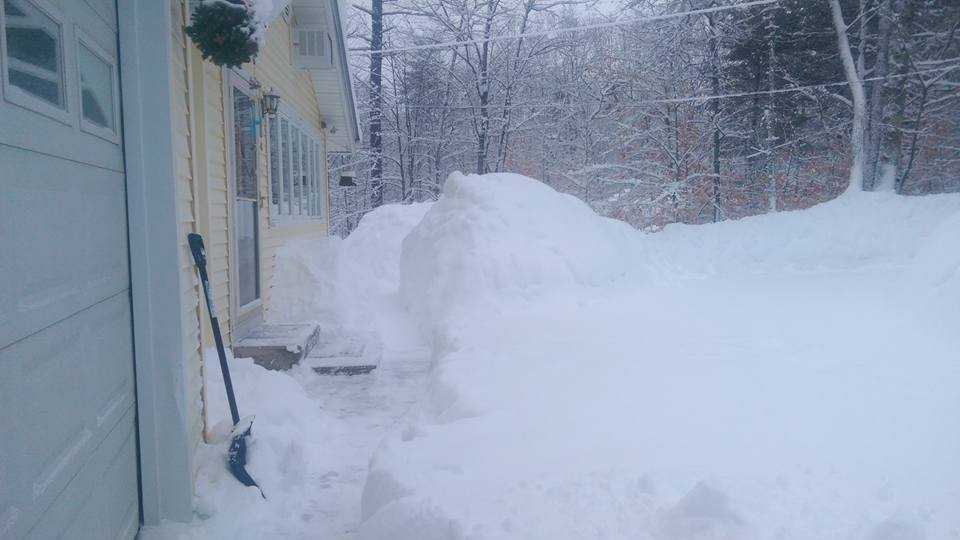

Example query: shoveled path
[293,345,432,539]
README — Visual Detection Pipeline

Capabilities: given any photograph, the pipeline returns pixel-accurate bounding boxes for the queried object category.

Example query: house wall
[170,1,331,449]
[250,13,330,321]
[170,0,205,460]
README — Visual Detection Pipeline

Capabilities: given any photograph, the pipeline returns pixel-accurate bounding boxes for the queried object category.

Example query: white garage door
[0,0,139,538]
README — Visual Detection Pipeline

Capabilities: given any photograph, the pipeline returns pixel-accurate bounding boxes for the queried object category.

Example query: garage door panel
[25,409,138,540]
[0,109,124,173]
[67,1,117,52]
[76,0,118,32]
[0,144,129,349]
[0,293,135,539]
[1,0,139,537]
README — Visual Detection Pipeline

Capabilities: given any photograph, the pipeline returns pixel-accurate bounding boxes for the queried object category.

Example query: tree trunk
[707,10,722,222]
[866,0,893,190]
[830,0,867,193]
[476,12,493,175]
[764,4,777,212]
[368,0,384,207]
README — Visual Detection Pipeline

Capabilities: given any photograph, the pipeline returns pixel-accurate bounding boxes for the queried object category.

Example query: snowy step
[233,323,321,371]
[306,334,382,376]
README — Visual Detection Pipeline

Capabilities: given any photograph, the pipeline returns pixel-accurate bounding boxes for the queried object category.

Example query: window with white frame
[268,111,325,223]
[77,31,117,137]
[2,0,67,116]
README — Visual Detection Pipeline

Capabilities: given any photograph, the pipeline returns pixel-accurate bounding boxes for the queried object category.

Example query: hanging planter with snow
[185,0,260,68]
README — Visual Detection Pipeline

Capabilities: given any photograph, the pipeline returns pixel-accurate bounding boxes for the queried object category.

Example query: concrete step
[306,334,382,376]
[233,323,321,371]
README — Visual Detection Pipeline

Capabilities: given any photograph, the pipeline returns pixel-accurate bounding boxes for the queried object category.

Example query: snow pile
[140,350,333,539]
[400,172,643,330]
[647,191,960,278]
[359,175,960,539]
[270,202,432,331]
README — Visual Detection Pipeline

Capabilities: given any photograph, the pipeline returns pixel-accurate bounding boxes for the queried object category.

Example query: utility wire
[386,64,960,111]
[349,0,780,55]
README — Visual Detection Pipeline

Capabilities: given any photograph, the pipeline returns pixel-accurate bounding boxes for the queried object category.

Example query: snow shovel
[187,233,264,498]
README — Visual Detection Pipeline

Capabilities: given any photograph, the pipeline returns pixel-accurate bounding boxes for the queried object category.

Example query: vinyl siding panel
[170,0,206,469]
[202,62,233,347]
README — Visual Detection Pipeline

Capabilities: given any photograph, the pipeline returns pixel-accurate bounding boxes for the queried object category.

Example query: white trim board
[117,0,195,526]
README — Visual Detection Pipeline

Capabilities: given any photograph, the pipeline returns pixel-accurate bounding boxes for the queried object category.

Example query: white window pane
[268,117,281,216]
[281,118,291,214]
[79,43,114,130]
[236,200,260,305]
[291,127,301,215]
[4,0,64,108]
[300,132,309,215]
[232,90,258,199]
[315,141,323,218]
[308,141,316,216]
[312,141,320,216]
[313,142,323,216]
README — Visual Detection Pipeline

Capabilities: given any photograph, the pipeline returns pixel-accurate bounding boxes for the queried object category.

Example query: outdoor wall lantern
[261,89,281,117]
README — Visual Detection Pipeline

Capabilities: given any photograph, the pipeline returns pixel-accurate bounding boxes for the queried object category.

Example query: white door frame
[223,68,263,339]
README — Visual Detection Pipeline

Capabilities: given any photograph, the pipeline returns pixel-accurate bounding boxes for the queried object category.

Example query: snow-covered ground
[146,172,960,539]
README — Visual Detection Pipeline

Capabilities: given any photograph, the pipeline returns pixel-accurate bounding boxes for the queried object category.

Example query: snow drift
[361,173,960,540]
[141,351,334,539]
[400,172,643,331]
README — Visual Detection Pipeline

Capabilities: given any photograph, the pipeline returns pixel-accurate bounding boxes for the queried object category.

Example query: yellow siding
[203,61,233,347]
[252,16,329,319]
[170,0,205,471]
[169,2,343,492]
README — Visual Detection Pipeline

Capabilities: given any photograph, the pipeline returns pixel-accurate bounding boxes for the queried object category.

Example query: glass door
[232,83,260,312]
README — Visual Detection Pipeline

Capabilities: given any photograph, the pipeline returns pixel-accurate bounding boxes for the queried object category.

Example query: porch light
[261,89,281,117]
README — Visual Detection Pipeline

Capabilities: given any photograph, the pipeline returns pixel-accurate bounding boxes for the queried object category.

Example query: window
[2,0,66,111]
[300,131,309,214]
[313,142,327,217]
[269,116,282,215]
[281,118,292,214]
[232,87,260,307]
[77,39,115,132]
[291,125,301,215]
[308,141,316,216]
[233,91,258,200]
[267,109,325,224]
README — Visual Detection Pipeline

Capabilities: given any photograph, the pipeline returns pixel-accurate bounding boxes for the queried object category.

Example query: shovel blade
[228,423,265,498]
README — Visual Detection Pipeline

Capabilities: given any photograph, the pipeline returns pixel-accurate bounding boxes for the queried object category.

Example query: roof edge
[327,0,361,146]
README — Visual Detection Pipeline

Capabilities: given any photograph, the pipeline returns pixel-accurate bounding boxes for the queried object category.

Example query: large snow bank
[400,172,643,330]
[361,174,960,539]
